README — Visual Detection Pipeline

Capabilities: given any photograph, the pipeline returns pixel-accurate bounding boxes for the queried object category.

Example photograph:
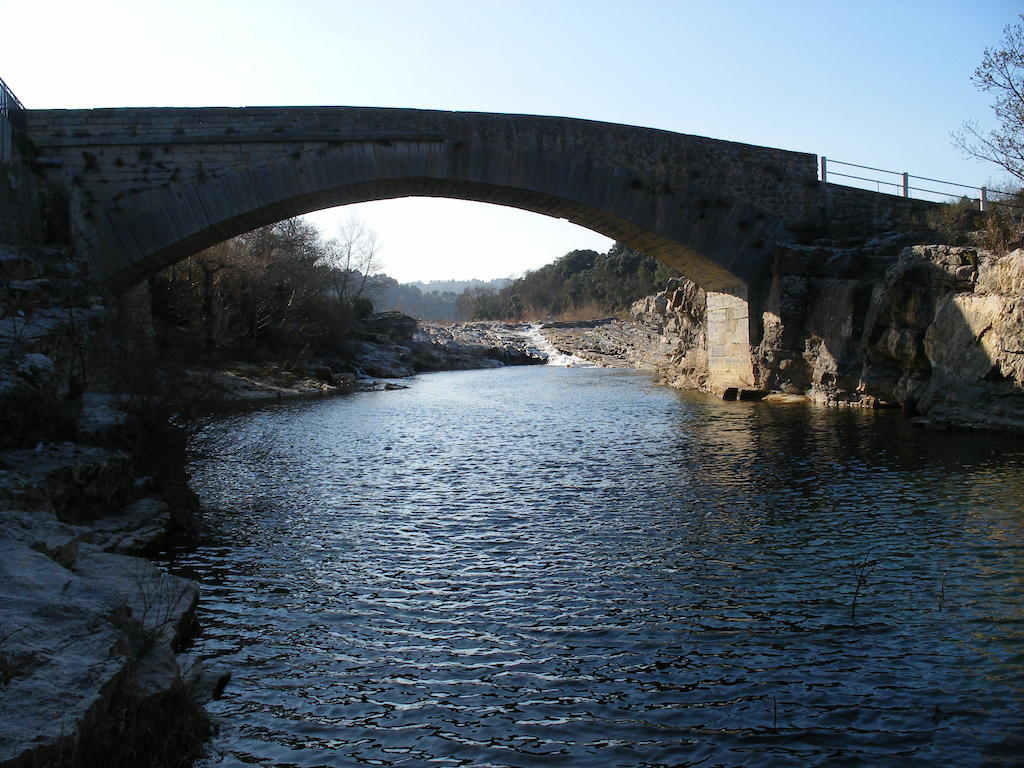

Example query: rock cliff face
[755,239,1024,430]
[630,278,708,390]
[543,236,1024,432]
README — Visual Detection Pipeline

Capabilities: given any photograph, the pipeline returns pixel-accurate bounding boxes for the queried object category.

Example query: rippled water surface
[172,366,1024,767]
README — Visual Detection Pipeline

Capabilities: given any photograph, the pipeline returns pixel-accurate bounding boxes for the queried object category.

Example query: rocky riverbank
[0,245,213,767]
[540,235,1024,432]
[184,317,549,403]
[346,316,547,378]
[539,316,684,371]
[0,455,206,766]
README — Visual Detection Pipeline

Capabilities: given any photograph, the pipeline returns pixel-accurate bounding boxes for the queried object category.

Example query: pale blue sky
[1,0,1019,280]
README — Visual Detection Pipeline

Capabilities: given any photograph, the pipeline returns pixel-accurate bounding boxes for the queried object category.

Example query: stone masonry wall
[0,170,59,247]
[815,183,934,238]
[24,107,820,220]
[22,107,828,293]
[0,125,67,247]
[705,289,756,391]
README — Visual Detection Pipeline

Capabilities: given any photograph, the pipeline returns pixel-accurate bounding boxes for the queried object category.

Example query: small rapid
[522,323,592,367]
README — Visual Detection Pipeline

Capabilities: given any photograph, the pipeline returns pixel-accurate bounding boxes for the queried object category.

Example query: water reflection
[173,366,1024,767]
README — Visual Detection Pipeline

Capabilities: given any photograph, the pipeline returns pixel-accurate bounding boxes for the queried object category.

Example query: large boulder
[0,542,199,768]
[362,311,418,341]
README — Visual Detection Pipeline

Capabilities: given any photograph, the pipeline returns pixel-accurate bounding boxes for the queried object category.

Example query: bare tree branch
[955,15,1024,183]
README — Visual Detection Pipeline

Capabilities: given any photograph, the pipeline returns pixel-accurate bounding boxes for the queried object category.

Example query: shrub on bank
[927,190,1024,252]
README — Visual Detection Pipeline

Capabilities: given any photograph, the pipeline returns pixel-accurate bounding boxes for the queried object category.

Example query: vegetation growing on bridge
[927,195,1024,252]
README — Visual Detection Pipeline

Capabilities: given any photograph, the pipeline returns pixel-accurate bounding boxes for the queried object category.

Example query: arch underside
[90,143,784,294]
[105,179,722,285]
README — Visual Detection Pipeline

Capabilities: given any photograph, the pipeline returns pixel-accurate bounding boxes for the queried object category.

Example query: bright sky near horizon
[1,0,1020,281]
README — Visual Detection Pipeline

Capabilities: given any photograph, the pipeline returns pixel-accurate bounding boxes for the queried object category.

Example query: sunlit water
[171,366,1024,767]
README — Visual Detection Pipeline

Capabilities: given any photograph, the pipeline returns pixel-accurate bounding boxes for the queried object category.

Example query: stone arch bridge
[16,106,932,390]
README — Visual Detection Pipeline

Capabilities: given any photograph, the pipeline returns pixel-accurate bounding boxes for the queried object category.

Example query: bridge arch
[85,136,785,297]
[22,106,932,390]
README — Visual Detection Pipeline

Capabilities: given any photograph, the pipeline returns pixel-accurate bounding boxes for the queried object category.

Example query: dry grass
[927,191,1024,253]
[72,678,213,768]
[508,300,615,323]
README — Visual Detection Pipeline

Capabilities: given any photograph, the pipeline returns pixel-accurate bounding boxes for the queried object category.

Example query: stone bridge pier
[12,105,934,394]
[706,288,757,395]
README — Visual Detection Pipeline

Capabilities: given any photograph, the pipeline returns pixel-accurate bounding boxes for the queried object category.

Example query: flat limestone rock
[69,550,199,652]
[0,536,199,767]
[0,508,84,567]
[540,318,678,372]
[183,366,341,401]
[0,543,131,767]
[76,392,129,438]
[83,497,171,555]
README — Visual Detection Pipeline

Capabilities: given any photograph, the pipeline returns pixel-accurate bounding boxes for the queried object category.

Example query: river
[171,364,1024,767]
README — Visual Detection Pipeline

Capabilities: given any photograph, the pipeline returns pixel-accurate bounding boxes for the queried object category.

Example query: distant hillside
[407,278,511,294]
[371,277,512,321]
[456,243,679,321]
[371,247,676,324]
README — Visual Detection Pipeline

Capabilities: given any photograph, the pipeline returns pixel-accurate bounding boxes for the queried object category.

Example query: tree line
[150,216,381,363]
[373,277,510,322]
[454,243,679,321]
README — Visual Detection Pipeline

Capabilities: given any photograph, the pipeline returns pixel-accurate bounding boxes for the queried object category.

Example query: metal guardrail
[820,157,1021,211]
[0,75,25,129]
